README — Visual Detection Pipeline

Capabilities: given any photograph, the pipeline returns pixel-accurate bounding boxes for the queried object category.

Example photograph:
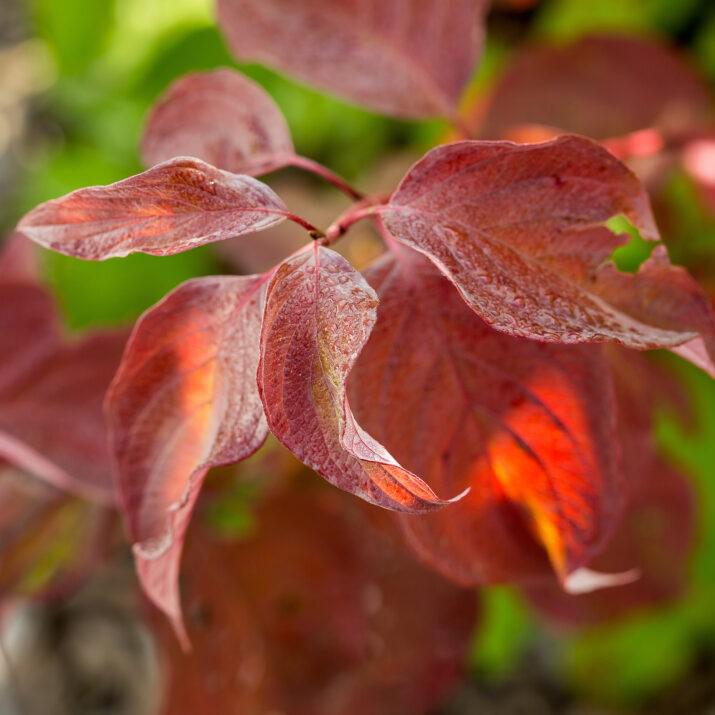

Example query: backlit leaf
[258,245,454,511]
[141,69,295,175]
[380,136,715,375]
[216,0,487,119]
[106,275,268,639]
[16,158,289,260]
[350,249,622,586]
[159,487,477,715]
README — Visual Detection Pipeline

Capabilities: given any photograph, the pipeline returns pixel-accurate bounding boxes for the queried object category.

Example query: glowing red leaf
[258,245,455,511]
[142,69,294,175]
[159,488,477,715]
[350,249,622,587]
[106,275,269,639]
[16,157,289,259]
[380,136,715,374]
[217,0,487,119]
[474,34,711,140]
[522,349,696,625]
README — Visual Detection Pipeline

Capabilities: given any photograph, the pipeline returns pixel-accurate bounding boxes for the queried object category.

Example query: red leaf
[16,157,289,259]
[474,34,711,141]
[142,69,294,175]
[106,275,269,639]
[258,244,456,511]
[380,136,715,374]
[159,487,477,715]
[216,0,487,119]
[522,349,696,625]
[350,249,622,586]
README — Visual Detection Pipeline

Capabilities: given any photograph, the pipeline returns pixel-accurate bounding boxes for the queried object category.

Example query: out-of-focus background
[2,0,715,713]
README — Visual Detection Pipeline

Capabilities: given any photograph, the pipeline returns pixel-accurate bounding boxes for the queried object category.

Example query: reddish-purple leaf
[106,275,269,639]
[473,34,711,141]
[141,69,295,175]
[217,0,487,119]
[258,245,456,511]
[380,136,715,374]
[522,349,696,625]
[159,487,477,715]
[16,158,289,260]
[350,249,622,587]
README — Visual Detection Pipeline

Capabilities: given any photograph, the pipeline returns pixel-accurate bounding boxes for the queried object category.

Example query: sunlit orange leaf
[258,244,457,511]
[350,249,622,587]
[158,487,478,715]
[16,158,289,259]
[522,349,696,625]
[473,34,711,141]
[217,0,487,119]
[142,69,295,175]
[380,136,715,375]
[106,275,269,640]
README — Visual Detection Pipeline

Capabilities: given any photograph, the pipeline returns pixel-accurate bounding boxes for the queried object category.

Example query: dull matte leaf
[106,275,268,639]
[16,157,289,260]
[522,348,696,625]
[160,487,477,715]
[141,69,295,175]
[350,249,622,586]
[474,34,711,140]
[258,244,455,511]
[380,136,715,375]
[217,0,487,119]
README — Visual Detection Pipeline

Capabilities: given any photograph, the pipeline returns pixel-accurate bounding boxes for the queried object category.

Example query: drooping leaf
[474,34,711,140]
[522,348,696,625]
[216,0,487,119]
[16,158,289,260]
[141,69,295,175]
[379,136,715,375]
[159,487,478,715]
[106,275,269,639]
[350,249,622,587]
[258,244,454,511]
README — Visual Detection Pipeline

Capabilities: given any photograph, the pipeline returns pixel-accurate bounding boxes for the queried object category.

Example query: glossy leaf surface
[217,0,486,118]
[142,69,294,175]
[17,158,288,259]
[258,245,453,511]
[106,275,268,638]
[350,250,621,585]
[380,136,715,374]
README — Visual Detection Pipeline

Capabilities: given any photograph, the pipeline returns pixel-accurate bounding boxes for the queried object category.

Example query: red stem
[323,194,390,245]
[288,155,364,201]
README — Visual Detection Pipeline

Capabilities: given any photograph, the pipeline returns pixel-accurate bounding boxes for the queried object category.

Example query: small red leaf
[350,250,622,586]
[142,69,294,175]
[380,136,715,374]
[474,34,711,140]
[16,158,289,260]
[217,0,487,119]
[106,276,269,638]
[159,487,477,715]
[258,245,454,511]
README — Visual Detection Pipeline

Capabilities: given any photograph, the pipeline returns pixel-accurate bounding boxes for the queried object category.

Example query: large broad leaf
[474,34,711,141]
[16,158,289,260]
[141,69,295,175]
[106,276,268,640]
[0,251,126,502]
[158,487,477,715]
[522,349,696,625]
[379,136,715,375]
[216,0,487,119]
[258,245,456,511]
[350,249,623,589]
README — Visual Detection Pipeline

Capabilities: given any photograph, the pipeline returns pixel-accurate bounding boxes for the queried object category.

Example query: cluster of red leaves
[3,1,714,709]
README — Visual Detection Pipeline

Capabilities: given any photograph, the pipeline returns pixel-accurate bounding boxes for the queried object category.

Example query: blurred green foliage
[6,0,715,708]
